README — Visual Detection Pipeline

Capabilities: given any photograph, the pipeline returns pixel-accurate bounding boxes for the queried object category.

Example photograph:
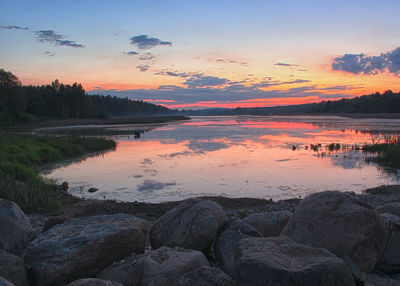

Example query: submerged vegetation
[0,133,116,212]
[363,137,400,168]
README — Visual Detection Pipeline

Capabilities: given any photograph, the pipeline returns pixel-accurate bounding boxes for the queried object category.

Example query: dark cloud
[130,35,172,50]
[332,47,400,76]
[184,74,229,88]
[136,64,150,72]
[0,25,29,30]
[139,52,155,60]
[274,62,299,67]
[254,79,310,88]
[126,51,138,55]
[154,70,190,78]
[216,58,248,66]
[43,51,55,57]
[35,30,84,48]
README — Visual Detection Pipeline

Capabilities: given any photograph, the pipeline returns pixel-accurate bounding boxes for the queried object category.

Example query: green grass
[363,137,400,168]
[0,133,116,212]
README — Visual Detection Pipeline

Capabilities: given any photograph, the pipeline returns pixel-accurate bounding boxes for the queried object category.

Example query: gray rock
[214,219,258,276]
[175,266,237,286]
[376,203,400,217]
[66,278,124,286]
[0,251,29,286]
[0,199,34,255]
[0,277,14,286]
[98,246,210,286]
[281,191,387,272]
[234,236,355,286]
[363,273,400,286]
[150,199,227,252]
[375,213,400,273]
[240,210,292,237]
[24,214,147,286]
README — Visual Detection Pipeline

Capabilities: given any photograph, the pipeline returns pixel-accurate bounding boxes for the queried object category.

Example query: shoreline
[7,115,190,130]
[27,184,400,234]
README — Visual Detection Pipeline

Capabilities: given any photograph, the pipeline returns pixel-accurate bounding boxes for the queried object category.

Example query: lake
[41,115,400,203]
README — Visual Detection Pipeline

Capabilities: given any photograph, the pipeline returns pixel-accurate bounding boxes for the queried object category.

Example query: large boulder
[214,219,259,276]
[281,191,387,272]
[24,214,147,286]
[0,251,30,286]
[150,199,227,252]
[0,277,14,286]
[175,266,236,286]
[363,274,400,286]
[98,246,209,286]
[0,199,34,255]
[376,203,400,217]
[66,278,124,286]
[234,236,355,286]
[240,210,292,237]
[375,213,400,273]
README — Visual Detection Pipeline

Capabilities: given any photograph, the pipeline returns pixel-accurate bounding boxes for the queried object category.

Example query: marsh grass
[0,133,116,212]
[363,136,400,168]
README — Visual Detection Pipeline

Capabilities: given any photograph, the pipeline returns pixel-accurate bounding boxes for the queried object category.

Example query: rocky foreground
[1,186,400,286]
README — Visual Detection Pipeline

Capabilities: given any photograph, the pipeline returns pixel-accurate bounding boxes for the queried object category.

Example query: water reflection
[42,116,400,202]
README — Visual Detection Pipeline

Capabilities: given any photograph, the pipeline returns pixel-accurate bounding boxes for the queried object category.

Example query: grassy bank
[0,133,116,212]
[363,137,400,168]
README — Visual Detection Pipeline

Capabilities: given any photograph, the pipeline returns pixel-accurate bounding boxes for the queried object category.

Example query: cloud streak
[0,25,29,30]
[332,47,400,76]
[130,35,172,50]
[35,30,84,48]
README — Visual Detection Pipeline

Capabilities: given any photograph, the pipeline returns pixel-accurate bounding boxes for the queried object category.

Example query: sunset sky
[1,0,399,109]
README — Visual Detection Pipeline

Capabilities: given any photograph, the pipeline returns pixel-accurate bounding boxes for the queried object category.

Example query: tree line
[181,90,400,116]
[0,69,173,126]
[309,90,400,113]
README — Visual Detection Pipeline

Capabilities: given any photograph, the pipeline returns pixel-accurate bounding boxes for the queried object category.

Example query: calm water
[41,116,400,202]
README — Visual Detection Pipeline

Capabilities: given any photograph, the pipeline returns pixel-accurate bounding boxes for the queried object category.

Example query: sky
[1,0,399,109]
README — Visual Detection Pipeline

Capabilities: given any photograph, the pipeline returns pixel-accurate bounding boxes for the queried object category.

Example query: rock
[234,236,355,286]
[150,199,227,252]
[98,246,209,286]
[42,216,67,232]
[363,273,400,286]
[240,210,292,237]
[0,277,14,286]
[66,278,124,286]
[376,203,400,217]
[375,213,400,273]
[281,191,387,272]
[24,214,147,286]
[175,266,237,286]
[0,251,30,286]
[0,199,34,255]
[88,188,99,193]
[214,219,259,276]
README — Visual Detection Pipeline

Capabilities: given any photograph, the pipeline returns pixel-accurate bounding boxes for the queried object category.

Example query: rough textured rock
[364,274,400,286]
[66,278,124,286]
[0,251,29,286]
[98,246,209,286]
[281,191,387,272]
[376,203,400,217]
[42,216,67,232]
[240,210,292,237]
[0,199,34,255]
[0,277,14,286]
[24,214,147,286]
[234,236,355,286]
[375,213,400,273]
[150,199,227,252]
[175,266,237,286]
[214,219,259,276]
